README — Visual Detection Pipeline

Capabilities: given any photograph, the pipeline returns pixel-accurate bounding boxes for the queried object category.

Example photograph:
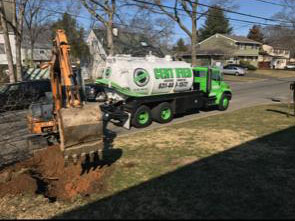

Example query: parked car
[285,63,295,70]
[0,80,51,112]
[222,65,246,76]
[84,83,106,102]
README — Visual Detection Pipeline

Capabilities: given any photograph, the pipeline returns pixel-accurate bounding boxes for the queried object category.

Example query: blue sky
[76,0,285,43]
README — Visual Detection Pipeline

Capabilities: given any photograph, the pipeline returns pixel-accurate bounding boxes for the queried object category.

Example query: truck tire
[152,102,174,124]
[132,105,152,128]
[218,94,230,111]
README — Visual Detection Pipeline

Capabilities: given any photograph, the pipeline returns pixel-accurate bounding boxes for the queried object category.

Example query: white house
[0,32,51,66]
[258,44,290,69]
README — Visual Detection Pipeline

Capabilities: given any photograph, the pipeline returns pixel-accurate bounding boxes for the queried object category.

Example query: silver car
[222,66,246,76]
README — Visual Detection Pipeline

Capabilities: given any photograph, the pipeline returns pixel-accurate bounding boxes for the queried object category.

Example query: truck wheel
[132,105,152,128]
[152,102,173,124]
[218,94,230,111]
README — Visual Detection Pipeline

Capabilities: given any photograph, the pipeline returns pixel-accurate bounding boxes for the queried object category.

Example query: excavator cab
[27,29,104,165]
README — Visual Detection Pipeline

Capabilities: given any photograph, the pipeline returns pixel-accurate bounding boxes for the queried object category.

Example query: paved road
[110,77,295,136]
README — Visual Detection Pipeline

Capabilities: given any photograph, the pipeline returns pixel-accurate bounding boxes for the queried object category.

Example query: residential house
[21,41,52,66]
[258,44,290,69]
[0,32,51,66]
[176,33,262,67]
[86,28,164,79]
[0,0,51,67]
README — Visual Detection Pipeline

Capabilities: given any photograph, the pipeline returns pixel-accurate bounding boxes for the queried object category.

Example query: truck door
[209,68,222,97]
[192,67,207,92]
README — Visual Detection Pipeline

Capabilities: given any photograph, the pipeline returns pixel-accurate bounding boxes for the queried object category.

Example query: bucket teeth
[72,154,78,165]
[89,151,95,163]
[64,155,69,167]
[81,153,87,163]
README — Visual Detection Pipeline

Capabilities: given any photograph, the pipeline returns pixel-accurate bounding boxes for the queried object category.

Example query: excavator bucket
[57,103,104,164]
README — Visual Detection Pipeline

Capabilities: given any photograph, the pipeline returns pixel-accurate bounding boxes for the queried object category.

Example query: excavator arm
[28,29,104,164]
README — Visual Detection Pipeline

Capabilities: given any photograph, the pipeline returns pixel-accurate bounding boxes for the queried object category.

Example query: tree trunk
[107,20,114,56]
[15,35,22,81]
[191,2,197,66]
[0,0,15,83]
[30,39,34,66]
[13,0,26,81]
[15,3,25,81]
[191,30,197,66]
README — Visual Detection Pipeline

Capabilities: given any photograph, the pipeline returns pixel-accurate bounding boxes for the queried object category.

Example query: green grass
[2,104,295,219]
[54,103,295,219]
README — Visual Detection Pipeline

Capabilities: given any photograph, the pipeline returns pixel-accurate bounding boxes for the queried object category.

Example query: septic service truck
[96,55,232,129]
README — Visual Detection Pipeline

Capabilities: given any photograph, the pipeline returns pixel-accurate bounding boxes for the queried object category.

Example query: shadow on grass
[267,109,295,117]
[81,124,122,175]
[55,126,295,219]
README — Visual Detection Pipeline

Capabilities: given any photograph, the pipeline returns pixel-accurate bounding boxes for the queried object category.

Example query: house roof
[92,28,164,57]
[176,49,233,57]
[264,43,290,51]
[198,33,262,45]
[222,34,262,44]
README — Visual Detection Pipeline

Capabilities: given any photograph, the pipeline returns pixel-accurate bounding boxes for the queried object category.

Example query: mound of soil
[0,145,110,201]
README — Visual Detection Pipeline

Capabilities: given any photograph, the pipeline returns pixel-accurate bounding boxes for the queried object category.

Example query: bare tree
[268,0,295,57]
[13,0,28,81]
[81,0,116,56]
[0,0,15,83]
[154,0,202,65]
[24,0,54,65]
[153,0,236,65]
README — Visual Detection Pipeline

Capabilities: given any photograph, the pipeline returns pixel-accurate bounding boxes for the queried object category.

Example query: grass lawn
[1,104,295,219]
[250,69,295,79]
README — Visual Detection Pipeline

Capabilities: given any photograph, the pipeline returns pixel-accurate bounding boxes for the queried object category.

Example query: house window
[40,50,45,54]
[0,43,5,54]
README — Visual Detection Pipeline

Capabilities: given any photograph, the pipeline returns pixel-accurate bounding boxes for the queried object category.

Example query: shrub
[240,60,257,71]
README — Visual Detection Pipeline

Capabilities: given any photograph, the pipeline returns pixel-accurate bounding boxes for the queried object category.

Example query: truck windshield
[212,71,222,81]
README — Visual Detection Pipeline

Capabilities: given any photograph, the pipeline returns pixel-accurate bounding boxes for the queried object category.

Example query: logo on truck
[154,68,192,79]
[134,68,150,87]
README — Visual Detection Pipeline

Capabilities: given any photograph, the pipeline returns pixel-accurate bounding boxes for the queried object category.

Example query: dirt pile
[0,145,110,201]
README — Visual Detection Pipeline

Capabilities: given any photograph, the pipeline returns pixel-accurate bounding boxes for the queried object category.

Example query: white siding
[0,33,16,65]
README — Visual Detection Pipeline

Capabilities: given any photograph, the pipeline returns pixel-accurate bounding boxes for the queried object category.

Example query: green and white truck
[97,55,232,129]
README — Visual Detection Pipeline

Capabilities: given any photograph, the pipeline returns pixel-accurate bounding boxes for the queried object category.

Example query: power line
[131,0,294,27]
[184,0,291,24]
[253,0,288,7]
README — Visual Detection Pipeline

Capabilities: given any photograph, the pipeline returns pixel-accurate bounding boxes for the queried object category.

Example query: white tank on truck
[102,55,194,95]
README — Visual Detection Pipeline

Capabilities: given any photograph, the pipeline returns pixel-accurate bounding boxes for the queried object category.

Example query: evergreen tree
[51,13,90,64]
[199,5,232,42]
[247,25,264,43]
[173,38,188,52]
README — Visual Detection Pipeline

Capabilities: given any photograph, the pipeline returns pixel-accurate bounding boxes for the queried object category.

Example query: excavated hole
[29,170,57,203]
[0,145,120,201]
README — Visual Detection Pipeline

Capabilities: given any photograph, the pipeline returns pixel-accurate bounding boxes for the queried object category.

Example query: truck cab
[192,66,232,110]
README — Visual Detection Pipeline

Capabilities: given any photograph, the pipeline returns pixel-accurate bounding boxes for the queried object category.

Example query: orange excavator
[27,29,104,165]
